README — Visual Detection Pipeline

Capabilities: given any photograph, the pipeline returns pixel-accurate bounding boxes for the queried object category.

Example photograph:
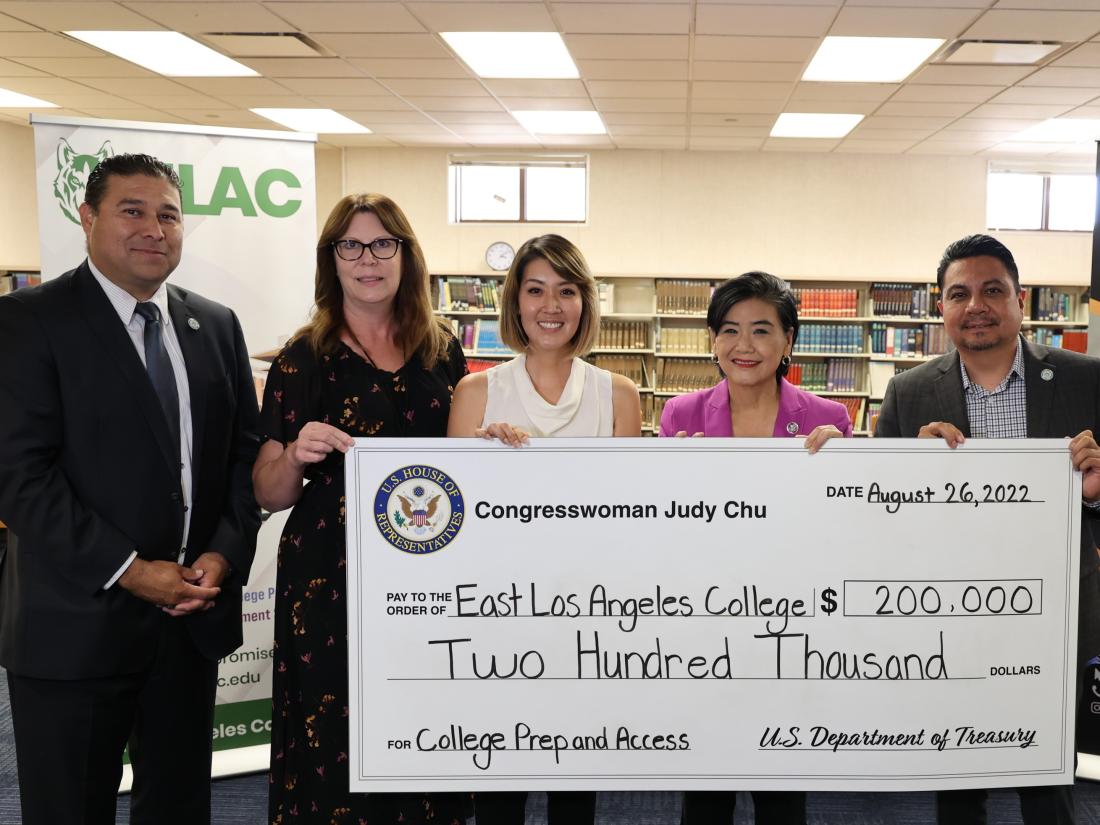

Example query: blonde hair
[499,234,599,357]
[294,193,450,369]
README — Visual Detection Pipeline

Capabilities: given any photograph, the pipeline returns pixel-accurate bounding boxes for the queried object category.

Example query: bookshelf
[432,273,1091,436]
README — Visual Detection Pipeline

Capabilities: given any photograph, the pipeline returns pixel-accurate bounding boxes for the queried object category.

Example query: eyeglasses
[331,237,403,261]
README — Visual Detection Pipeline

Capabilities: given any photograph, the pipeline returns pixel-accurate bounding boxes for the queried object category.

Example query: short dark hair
[83,153,182,211]
[707,271,799,380]
[936,234,1020,291]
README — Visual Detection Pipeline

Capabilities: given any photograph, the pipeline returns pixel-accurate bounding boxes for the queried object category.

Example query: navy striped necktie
[134,301,181,452]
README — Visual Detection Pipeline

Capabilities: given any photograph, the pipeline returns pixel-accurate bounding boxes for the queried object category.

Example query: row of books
[788,358,860,393]
[656,280,713,315]
[871,282,941,318]
[1029,288,1080,322]
[794,324,864,354]
[0,272,41,294]
[588,354,648,387]
[1024,327,1088,352]
[437,277,501,312]
[791,287,859,318]
[869,322,952,358]
[449,318,511,355]
[658,326,709,355]
[655,357,717,393]
[596,320,649,351]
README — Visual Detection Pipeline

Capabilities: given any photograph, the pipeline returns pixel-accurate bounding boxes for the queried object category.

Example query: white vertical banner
[31,115,316,778]
[31,114,317,355]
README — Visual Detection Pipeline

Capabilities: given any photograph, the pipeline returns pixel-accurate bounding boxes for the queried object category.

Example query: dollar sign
[821,588,838,615]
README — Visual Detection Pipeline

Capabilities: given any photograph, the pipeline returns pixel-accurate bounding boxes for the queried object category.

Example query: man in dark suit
[877,233,1100,825]
[0,153,260,824]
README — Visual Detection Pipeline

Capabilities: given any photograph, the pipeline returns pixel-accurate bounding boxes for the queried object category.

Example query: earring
[780,355,792,367]
[711,353,719,365]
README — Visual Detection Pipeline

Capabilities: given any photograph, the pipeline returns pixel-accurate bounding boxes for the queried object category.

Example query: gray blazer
[876,338,1100,662]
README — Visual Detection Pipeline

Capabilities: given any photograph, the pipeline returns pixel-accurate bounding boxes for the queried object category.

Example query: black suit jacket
[876,339,1100,658]
[0,262,261,679]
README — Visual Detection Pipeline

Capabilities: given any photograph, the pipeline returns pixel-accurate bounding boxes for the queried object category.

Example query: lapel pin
[187,317,200,331]
[786,421,799,435]
[1040,368,1053,382]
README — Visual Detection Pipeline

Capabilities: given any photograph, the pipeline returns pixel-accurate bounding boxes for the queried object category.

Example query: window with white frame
[448,155,588,223]
[987,170,1096,232]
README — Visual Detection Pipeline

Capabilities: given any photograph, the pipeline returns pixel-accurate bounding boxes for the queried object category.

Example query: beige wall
[0,120,1091,287]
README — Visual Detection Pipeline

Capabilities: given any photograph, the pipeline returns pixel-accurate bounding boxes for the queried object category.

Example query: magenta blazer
[658,378,854,438]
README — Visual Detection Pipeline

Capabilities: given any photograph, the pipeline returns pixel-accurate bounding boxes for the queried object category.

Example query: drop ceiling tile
[13,56,157,77]
[927,129,1014,141]
[0,32,102,57]
[690,112,776,126]
[849,126,937,139]
[564,34,688,60]
[1019,66,1100,86]
[763,137,842,152]
[0,2,159,29]
[890,84,1001,103]
[876,101,976,116]
[693,62,803,82]
[177,77,294,95]
[409,2,555,30]
[912,64,1033,84]
[2,77,122,95]
[831,6,979,38]
[848,0,996,6]
[694,35,818,62]
[906,141,984,153]
[1063,105,1100,117]
[125,2,293,32]
[608,124,686,136]
[696,5,836,37]
[1053,43,1100,67]
[218,94,316,107]
[688,136,766,150]
[278,77,390,96]
[182,110,274,129]
[482,79,588,97]
[310,34,450,59]
[68,108,190,122]
[942,116,1041,131]
[366,121,461,136]
[985,140,1066,154]
[690,98,784,113]
[499,96,593,110]
[858,115,955,129]
[239,58,362,78]
[48,93,146,108]
[536,134,615,147]
[575,60,687,80]
[78,76,204,96]
[427,110,516,124]
[964,9,1100,41]
[783,100,879,114]
[0,11,34,31]
[587,80,687,97]
[603,111,685,125]
[692,81,790,99]
[836,139,920,152]
[407,95,504,111]
[462,135,542,146]
[308,95,415,110]
[0,58,45,77]
[969,102,1076,118]
[340,109,437,125]
[996,0,1100,6]
[277,3,426,32]
[319,133,399,148]
[444,123,529,136]
[790,82,898,101]
[592,96,687,112]
[127,94,236,109]
[690,124,770,137]
[614,136,687,149]
[349,58,470,78]
[553,3,689,34]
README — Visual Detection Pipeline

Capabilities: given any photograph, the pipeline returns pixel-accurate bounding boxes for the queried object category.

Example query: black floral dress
[262,335,468,825]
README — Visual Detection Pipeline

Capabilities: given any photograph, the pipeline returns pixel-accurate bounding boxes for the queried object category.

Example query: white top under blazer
[482,354,614,437]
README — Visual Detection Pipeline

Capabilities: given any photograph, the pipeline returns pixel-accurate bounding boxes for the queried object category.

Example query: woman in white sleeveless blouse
[448,234,641,825]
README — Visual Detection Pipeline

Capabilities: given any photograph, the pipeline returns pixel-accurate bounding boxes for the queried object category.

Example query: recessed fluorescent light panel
[513,110,605,135]
[0,88,57,107]
[441,32,579,78]
[803,36,944,83]
[251,108,371,134]
[944,41,1061,65]
[770,113,864,139]
[1011,118,1100,143]
[66,31,258,76]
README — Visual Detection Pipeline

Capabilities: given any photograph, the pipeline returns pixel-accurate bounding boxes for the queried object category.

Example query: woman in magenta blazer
[660,271,851,825]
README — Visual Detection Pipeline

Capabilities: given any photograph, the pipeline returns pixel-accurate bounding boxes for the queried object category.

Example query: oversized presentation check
[345,438,1082,792]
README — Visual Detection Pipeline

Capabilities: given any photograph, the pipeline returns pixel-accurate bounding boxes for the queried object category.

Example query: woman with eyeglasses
[254,194,469,825]
[660,270,850,825]
[448,233,641,825]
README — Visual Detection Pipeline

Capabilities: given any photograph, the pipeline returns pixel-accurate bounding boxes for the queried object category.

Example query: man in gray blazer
[877,233,1100,825]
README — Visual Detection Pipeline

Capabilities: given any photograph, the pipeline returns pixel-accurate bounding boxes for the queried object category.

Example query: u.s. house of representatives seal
[374,465,464,554]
